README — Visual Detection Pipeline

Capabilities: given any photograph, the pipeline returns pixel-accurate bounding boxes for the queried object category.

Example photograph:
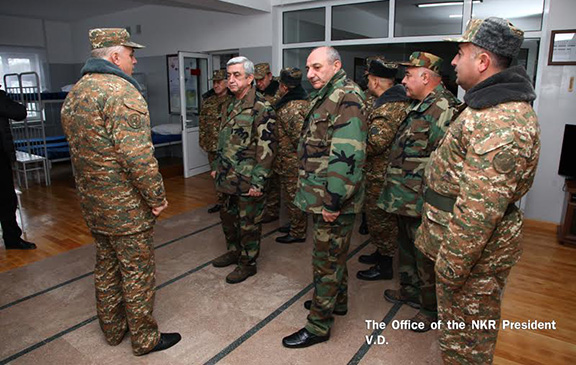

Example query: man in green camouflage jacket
[379,52,461,331]
[356,59,410,281]
[61,28,180,356]
[283,46,367,349]
[199,69,231,214]
[273,67,309,244]
[211,56,276,284]
[416,18,540,364]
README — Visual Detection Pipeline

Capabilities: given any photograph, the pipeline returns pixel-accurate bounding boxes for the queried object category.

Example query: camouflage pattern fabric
[254,63,271,79]
[378,83,460,217]
[207,151,224,205]
[415,94,540,363]
[263,173,281,220]
[261,79,282,106]
[89,28,144,49]
[398,51,443,74]
[305,213,355,336]
[279,175,308,239]
[93,229,160,356]
[220,194,266,265]
[62,63,166,236]
[212,86,276,195]
[199,92,231,153]
[396,215,437,317]
[437,268,511,364]
[275,97,310,238]
[295,69,367,215]
[365,91,410,256]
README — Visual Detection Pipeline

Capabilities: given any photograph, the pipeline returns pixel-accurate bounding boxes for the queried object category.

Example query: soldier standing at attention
[356,59,410,281]
[416,18,540,364]
[211,56,276,284]
[199,69,231,214]
[379,52,460,332]
[254,62,281,224]
[273,67,309,244]
[283,46,367,348]
[61,28,181,356]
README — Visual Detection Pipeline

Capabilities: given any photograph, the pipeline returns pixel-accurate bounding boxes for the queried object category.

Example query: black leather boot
[356,255,393,280]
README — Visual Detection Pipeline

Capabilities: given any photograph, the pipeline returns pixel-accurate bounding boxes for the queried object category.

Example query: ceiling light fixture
[449,14,463,18]
[417,1,482,8]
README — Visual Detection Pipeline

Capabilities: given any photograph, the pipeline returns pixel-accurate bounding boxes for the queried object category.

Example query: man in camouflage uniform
[416,18,540,364]
[356,59,410,281]
[199,69,231,214]
[61,28,181,355]
[379,52,460,331]
[273,68,309,244]
[282,47,366,348]
[254,62,281,223]
[211,56,276,284]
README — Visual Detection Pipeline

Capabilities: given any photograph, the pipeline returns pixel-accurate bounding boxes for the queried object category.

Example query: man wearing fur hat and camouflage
[61,28,181,356]
[416,18,540,364]
[356,59,410,281]
[380,51,461,332]
[200,69,231,214]
[274,67,309,244]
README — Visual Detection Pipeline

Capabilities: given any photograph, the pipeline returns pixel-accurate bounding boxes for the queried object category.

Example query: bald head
[306,46,342,90]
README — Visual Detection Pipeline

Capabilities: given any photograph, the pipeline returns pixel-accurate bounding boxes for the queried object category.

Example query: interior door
[178,51,212,177]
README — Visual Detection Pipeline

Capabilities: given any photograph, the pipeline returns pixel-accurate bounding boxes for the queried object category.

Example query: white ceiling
[0,0,270,22]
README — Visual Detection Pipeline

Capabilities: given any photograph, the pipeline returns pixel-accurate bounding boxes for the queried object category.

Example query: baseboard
[523,218,559,234]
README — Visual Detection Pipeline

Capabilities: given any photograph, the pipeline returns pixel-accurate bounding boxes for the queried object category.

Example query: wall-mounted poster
[166,54,201,115]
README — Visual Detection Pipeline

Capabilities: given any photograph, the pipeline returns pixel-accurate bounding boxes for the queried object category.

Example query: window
[332,1,390,40]
[0,47,49,91]
[472,0,545,32]
[395,0,463,37]
[283,8,326,44]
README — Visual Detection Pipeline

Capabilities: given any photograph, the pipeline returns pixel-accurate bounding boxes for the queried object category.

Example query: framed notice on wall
[166,54,180,114]
[548,30,576,65]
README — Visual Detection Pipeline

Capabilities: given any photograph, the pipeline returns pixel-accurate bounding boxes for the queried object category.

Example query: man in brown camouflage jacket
[356,59,410,281]
[61,28,180,356]
[416,18,540,364]
[273,67,309,244]
[199,69,231,214]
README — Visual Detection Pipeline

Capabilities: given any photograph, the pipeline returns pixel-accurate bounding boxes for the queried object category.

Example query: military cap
[89,28,145,50]
[254,63,271,79]
[210,69,227,81]
[399,52,443,74]
[280,67,303,87]
[446,17,524,59]
[367,59,398,80]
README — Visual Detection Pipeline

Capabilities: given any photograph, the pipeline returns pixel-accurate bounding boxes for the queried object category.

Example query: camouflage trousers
[366,176,397,257]
[279,174,308,239]
[220,193,265,266]
[306,213,355,336]
[263,172,281,220]
[93,229,160,356]
[208,152,224,204]
[437,269,511,364]
[396,215,437,317]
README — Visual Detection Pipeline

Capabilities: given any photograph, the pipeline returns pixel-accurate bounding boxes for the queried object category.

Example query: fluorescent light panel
[417,1,481,8]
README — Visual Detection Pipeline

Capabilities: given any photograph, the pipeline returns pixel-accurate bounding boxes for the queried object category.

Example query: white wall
[524,0,576,223]
[45,21,75,64]
[0,15,44,47]
[69,5,273,63]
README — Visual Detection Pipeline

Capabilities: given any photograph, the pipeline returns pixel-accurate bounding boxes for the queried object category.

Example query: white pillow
[151,123,182,135]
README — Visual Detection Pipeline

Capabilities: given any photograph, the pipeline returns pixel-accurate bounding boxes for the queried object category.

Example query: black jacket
[0,90,27,162]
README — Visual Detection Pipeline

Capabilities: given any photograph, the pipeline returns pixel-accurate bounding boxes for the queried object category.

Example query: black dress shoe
[5,239,37,250]
[278,224,290,234]
[146,333,182,354]
[207,204,222,213]
[304,300,347,316]
[358,213,369,235]
[358,250,382,265]
[282,328,329,348]
[275,234,306,244]
[357,264,393,281]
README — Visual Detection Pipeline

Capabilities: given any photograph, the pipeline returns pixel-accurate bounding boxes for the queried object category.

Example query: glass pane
[332,1,389,40]
[283,47,315,91]
[395,0,463,37]
[283,8,325,44]
[472,0,544,32]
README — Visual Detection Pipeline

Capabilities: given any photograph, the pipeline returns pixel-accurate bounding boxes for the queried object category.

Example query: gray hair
[227,56,254,76]
[90,45,125,59]
[418,67,441,80]
[312,46,341,64]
